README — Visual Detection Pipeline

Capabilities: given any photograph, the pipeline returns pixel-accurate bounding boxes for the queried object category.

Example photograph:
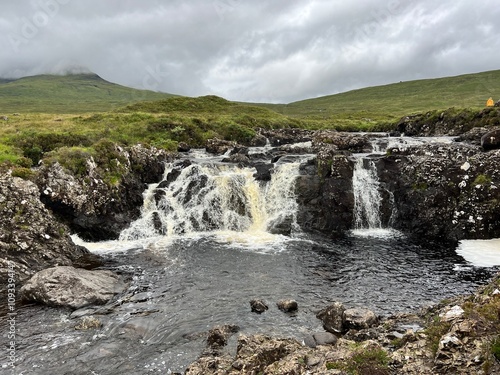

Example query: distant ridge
[0,73,176,113]
[257,69,500,120]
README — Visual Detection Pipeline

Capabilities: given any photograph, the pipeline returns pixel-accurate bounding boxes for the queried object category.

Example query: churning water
[2,142,498,374]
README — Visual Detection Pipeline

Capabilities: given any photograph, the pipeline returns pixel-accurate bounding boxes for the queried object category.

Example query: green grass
[0,73,175,113]
[252,69,500,122]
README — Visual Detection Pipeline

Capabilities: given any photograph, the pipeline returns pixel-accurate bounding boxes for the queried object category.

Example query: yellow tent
[486,97,494,107]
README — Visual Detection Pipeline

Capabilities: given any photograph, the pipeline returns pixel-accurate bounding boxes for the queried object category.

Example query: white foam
[456,239,500,267]
[350,228,403,239]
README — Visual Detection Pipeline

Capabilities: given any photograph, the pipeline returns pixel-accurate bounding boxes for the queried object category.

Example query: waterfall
[120,161,301,241]
[352,158,383,230]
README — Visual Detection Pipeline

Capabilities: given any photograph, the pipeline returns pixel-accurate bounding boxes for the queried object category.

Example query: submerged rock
[250,299,269,314]
[20,266,127,309]
[276,299,298,313]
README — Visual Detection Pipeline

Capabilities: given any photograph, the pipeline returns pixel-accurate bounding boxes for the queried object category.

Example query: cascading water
[120,160,301,243]
[352,157,383,230]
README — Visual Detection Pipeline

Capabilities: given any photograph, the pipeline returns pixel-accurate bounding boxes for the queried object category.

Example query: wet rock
[36,144,170,241]
[206,138,236,155]
[316,302,346,334]
[177,142,191,152]
[0,173,88,291]
[250,299,268,314]
[253,162,273,181]
[313,131,371,153]
[260,128,313,146]
[277,299,298,313]
[344,307,379,330]
[71,252,104,270]
[206,325,240,349]
[250,133,267,147]
[481,129,500,150]
[20,266,127,309]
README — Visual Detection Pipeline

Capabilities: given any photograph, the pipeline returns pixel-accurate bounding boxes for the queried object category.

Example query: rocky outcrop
[295,133,500,244]
[206,138,236,155]
[36,144,170,241]
[395,107,500,136]
[0,173,88,291]
[312,130,372,153]
[260,128,314,146]
[296,148,354,237]
[382,143,500,244]
[20,266,127,309]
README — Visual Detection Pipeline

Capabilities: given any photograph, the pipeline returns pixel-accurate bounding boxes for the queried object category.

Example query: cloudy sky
[0,0,499,103]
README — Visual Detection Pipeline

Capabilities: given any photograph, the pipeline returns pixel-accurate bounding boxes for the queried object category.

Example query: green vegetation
[473,174,492,186]
[255,69,500,122]
[325,345,390,375]
[424,316,452,356]
[0,73,175,113]
[1,70,499,180]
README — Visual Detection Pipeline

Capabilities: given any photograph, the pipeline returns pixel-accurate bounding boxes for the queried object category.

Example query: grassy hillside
[0,73,175,113]
[259,70,500,121]
[0,95,306,170]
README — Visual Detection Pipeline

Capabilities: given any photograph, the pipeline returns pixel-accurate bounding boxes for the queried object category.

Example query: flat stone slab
[21,266,127,309]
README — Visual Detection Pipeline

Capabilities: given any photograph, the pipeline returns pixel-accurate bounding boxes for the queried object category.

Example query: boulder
[250,299,269,314]
[276,299,298,313]
[177,142,191,152]
[316,302,346,334]
[481,129,500,150]
[260,129,313,146]
[252,162,273,181]
[20,266,127,309]
[206,138,236,155]
[0,173,88,291]
[344,308,379,330]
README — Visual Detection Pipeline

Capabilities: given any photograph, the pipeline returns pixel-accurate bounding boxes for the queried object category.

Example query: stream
[1,137,498,374]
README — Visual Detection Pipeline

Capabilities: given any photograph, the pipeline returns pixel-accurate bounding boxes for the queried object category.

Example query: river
[1,138,497,374]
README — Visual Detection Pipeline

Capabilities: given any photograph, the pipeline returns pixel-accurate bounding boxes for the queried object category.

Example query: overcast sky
[0,0,499,103]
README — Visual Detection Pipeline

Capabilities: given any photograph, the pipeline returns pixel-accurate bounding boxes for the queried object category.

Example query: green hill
[0,73,175,113]
[259,69,500,121]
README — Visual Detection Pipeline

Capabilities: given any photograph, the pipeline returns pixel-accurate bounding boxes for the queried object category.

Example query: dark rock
[206,138,236,155]
[277,299,298,313]
[20,266,127,309]
[249,133,268,147]
[313,131,371,153]
[250,299,268,314]
[206,324,239,349]
[177,142,191,152]
[344,308,379,330]
[36,144,170,241]
[0,173,88,291]
[72,252,104,270]
[260,129,313,146]
[253,162,273,181]
[481,129,500,150]
[221,153,251,166]
[316,302,346,334]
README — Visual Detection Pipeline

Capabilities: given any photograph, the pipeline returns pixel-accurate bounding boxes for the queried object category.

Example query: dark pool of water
[1,232,495,374]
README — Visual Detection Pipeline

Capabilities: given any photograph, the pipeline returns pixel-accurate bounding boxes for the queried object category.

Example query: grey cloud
[0,0,499,103]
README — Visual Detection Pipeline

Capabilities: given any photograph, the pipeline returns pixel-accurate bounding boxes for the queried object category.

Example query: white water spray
[120,161,301,242]
[352,158,383,230]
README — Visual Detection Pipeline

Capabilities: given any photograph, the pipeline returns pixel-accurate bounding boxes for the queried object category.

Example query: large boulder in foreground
[0,173,88,292]
[20,266,127,309]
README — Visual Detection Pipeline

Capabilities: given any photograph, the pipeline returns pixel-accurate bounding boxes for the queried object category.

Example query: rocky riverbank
[181,272,500,374]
